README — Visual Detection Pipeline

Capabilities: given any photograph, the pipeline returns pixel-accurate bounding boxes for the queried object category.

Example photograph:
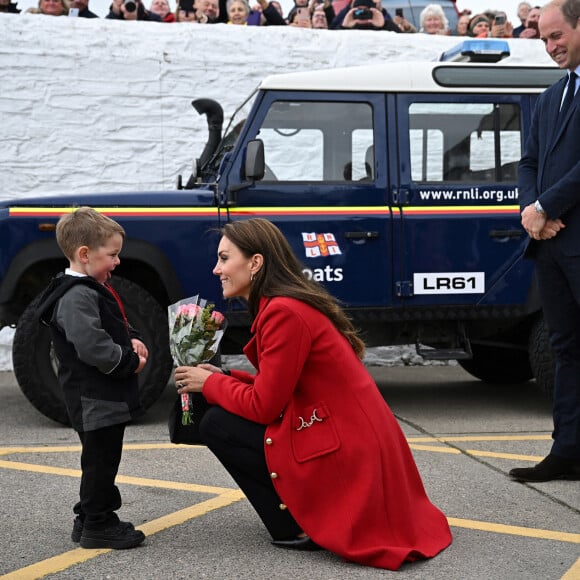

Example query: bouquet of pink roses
[168,295,227,425]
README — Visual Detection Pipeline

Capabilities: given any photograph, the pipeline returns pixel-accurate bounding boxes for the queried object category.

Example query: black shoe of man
[509,454,580,482]
[80,521,145,550]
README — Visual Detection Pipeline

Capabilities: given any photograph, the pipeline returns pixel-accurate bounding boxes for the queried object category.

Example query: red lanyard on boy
[104,281,129,331]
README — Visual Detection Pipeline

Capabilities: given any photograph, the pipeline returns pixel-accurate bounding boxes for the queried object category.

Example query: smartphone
[296,6,310,22]
[495,12,506,25]
[68,7,79,16]
[247,10,261,25]
[395,8,403,18]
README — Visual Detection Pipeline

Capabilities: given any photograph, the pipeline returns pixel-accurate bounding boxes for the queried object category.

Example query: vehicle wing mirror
[245,139,265,181]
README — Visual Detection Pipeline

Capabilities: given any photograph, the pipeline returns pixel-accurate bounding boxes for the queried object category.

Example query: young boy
[37,207,148,550]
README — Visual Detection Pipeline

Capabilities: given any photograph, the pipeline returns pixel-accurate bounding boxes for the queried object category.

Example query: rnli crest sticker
[302,232,342,258]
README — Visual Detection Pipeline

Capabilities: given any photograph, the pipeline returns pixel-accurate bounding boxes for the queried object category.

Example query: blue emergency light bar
[439,40,511,63]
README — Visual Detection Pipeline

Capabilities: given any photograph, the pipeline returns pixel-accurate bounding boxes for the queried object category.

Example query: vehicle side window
[409,102,521,183]
[256,101,374,182]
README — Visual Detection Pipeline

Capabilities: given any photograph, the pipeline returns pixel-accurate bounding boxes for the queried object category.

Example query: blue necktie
[558,71,577,126]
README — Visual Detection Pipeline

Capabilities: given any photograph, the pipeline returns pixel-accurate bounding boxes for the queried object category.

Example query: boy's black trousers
[74,423,126,529]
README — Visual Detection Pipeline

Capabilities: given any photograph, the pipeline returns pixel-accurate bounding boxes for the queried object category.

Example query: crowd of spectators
[0,0,546,37]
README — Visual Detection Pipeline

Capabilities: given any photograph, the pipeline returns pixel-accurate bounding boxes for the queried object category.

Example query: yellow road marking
[0,442,201,456]
[407,444,543,463]
[448,518,580,544]
[0,492,244,580]
[562,557,580,580]
[465,450,544,462]
[0,460,238,495]
[407,435,552,443]
[409,444,461,453]
[1,437,577,579]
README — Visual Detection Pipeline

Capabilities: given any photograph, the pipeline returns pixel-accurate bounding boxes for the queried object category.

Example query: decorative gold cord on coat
[296,409,323,431]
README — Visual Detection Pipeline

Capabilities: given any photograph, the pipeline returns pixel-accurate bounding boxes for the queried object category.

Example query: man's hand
[539,218,565,240]
[521,203,548,239]
[519,27,538,39]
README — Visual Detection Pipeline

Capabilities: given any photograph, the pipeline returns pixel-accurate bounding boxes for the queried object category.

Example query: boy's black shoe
[71,516,84,543]
[72,517,137,543]
[80,521,145,550]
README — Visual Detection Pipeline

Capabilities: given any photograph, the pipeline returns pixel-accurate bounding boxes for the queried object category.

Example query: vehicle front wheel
[12,276,173,425]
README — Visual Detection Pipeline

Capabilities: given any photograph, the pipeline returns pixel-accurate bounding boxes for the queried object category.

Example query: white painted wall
[0,16,551,369]
[0,15,550,199]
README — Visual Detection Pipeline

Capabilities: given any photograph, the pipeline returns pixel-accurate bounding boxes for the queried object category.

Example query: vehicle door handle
[489,229,523,239]
[345,231,379,240]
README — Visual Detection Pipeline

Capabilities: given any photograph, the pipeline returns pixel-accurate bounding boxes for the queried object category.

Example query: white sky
[13,0,529,23]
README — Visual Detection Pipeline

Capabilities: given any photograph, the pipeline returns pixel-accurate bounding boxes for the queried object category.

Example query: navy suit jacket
[519,74,580,256]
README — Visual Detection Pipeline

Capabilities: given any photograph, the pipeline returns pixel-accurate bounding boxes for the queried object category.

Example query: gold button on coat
[279,503,287,510]
[265,438,273,445]
[270,472,278,479]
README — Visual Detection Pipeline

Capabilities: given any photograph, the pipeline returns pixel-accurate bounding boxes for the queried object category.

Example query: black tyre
[528,315,555,400]
[458,344,533,385]
[12,276,173,425]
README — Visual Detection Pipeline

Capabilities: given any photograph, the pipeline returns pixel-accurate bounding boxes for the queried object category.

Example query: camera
[495,12,506,25]
[124,0,137,12]
[395,7,403,17]
[179,0,195,12]
[353,7,372,19]
[352,0,373,20]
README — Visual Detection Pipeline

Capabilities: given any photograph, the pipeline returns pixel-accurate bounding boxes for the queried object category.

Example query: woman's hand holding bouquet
[168,295,227,425]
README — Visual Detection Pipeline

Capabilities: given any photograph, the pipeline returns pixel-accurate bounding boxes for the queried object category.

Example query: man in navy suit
[513,0,580,482]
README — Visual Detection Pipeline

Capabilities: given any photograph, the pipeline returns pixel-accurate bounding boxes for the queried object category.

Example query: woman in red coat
[174,218,452,570]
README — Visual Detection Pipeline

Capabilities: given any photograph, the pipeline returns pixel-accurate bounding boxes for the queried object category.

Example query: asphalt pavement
[1,365,579,580]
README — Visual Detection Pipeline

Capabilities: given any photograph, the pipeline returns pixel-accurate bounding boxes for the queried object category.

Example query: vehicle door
[223,91,393,312]
[390,92,533,308]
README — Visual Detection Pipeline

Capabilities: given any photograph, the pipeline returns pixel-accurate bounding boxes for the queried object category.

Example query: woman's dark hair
[221,218,365,359]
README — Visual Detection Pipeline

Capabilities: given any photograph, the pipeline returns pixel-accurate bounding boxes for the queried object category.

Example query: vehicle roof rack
[439,40,511,63]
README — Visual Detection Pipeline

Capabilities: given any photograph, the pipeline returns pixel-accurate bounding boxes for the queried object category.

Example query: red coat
[203,296,452,570]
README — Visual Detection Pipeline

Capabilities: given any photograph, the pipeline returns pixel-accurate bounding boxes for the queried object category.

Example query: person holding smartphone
[490,11,513,37]
[252,0,287,25]
[519,5,541,38]
[393,7,416,32]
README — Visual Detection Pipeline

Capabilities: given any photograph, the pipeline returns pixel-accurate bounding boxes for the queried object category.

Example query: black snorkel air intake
[182,99,224,189]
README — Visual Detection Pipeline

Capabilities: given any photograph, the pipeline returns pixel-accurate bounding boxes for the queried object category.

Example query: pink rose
[211,310,225,326]
[178,303,202,318]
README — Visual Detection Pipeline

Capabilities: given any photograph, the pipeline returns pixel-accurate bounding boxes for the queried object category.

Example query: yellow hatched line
[466,450,544,462]
[0,459,235,495]
[407,435,552,443]
[0,442,202,456]
[409,444,461,454]
[448,518,580,544]
[562,557,580,580]
[1,443,579,578]
[408,444,544,463]
[0,437,547,467]
[0,492,244,580]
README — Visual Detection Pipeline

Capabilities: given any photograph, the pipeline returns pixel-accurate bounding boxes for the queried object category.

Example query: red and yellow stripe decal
[401,205,519,216]
[8,205,520,218]
[8,207,218,218]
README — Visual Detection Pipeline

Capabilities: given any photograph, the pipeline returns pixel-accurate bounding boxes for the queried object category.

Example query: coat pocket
[291,402,340,463]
